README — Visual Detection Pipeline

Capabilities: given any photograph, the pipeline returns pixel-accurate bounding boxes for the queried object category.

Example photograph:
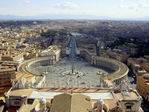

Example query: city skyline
[0,0,149,20]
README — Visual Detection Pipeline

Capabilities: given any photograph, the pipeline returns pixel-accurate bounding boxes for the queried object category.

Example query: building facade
[0,66,16,87]
[40,45,61,64]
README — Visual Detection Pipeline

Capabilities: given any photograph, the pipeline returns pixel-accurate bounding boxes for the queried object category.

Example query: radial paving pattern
[30,58,108,88]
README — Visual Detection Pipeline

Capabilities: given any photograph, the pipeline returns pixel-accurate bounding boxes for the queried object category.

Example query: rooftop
[8,89,33,97]
[0,65,15,73]
[8,88,143,112]
[41,45,60,55]
[29,91,114,100]
[116,90,139,101]
[51,93,92,112]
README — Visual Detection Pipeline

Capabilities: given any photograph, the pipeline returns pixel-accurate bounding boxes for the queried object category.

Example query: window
[126,105,132,109]
[27,99,34,104]
[125,102,134,111]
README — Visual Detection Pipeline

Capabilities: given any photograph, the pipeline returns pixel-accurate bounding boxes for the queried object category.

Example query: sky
[0,0,149,19]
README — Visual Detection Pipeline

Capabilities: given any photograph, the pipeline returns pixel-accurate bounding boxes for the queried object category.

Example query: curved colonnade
[80,49,129,85]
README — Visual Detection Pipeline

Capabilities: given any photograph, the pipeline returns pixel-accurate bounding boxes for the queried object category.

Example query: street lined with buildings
[0,20,148,112]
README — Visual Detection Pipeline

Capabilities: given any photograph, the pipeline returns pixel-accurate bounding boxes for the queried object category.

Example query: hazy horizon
[0,0,149,20]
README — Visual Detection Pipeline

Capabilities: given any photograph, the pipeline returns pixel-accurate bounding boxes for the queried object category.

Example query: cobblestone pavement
[31,58,108,88]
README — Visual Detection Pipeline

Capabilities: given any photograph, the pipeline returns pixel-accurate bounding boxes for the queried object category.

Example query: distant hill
[0,14,148,21]
[0,15,25,20]
[139,17,149,21]
[0,14,113,20]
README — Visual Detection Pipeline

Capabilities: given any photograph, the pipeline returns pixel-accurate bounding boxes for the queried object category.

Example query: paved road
[68,37,77,58]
